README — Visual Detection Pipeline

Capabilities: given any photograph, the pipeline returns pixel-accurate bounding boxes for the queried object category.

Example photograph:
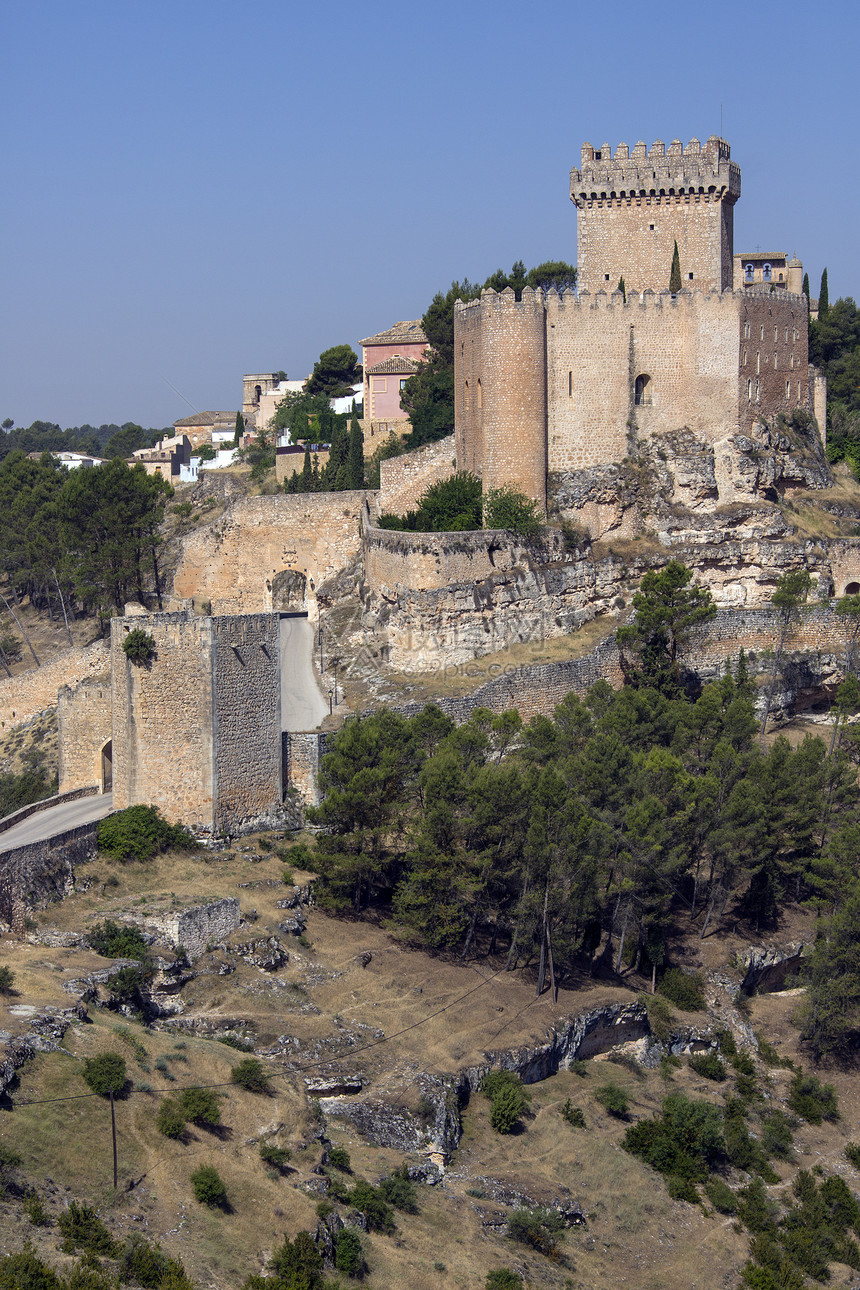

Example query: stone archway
[101,740,113,793]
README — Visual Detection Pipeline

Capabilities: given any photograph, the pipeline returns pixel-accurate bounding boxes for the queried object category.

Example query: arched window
[464,381,470,411]
[476,379,482,409]
[846,582,860,596]
[254,385,262,404]
[634,374,652,406]
[748,379,752,402]
[744,263,755,282]
[762,263,772,281]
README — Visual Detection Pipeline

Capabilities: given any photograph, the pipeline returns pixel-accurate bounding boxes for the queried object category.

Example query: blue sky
[2,0,857,430]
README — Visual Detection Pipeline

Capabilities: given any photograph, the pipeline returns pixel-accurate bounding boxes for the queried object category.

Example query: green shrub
[333,1228,365,1277]
[231,1057,270,1094]
[594,1082,630,1119]
[688,1052,726,1081]
[327,1145,351,1172]
[623,1092,725,1182]
[58,1201,119,1256]
[380,1167,418,1213]
[506,1206,566,1257]
[216,1034,254,1052]
[81,1053,128,1098]
[259,1142,292,1171]
[98,804,198,863]
[269,1231,323,1285]
[120,1236,192,1289]
[845,1142,860,1169]
[787,1071,839,1124]
[715,1027,738,1057]
[190,1164,227,1208]
[561,1099,585,1128]
[666,1174,699,1203]
[23,1193,49,1226]
[349,1180,395,1233]
[760,1110,795,1160]
[482,1070,530,1134]
[657,968,706,1011]
[705,1177,737,1214]
[639,991,676,1042]
[486,1271,524,1290]
[178,1087,221,1128]
[0,966,15,995]
[156,1098,186,1139]
[122,628,157,667]
[88,918,150,961]
[106,964,151,1006]
[483,485,543,537]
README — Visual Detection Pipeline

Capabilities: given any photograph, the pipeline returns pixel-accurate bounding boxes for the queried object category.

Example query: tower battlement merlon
[571,135,740,206]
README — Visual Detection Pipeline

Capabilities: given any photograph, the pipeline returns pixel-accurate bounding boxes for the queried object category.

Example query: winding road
[0,793,114,853]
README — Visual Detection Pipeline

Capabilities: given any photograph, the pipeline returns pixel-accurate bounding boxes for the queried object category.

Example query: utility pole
[109,1089,118,1189]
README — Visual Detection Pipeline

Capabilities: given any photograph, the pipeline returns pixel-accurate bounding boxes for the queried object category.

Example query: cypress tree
[669,241,682,295]
[347,418,364,490]
[802,272,810,302]
[300,444,312,490]
[618,276,626,303]
[233,411,244,447]
[324,420,348,490]
[819,268,829,318]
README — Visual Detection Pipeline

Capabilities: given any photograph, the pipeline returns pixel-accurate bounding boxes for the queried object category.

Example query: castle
[454,136,826,509]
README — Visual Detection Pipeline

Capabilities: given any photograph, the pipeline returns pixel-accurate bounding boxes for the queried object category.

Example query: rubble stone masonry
[0,640,109,735]
[58,679,112,793]
[111,612,281,835]
[173,492,373,615]
[378,436,457,516]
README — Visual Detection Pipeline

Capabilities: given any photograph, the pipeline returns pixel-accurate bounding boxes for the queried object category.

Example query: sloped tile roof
[360,320,428,347]
[366,354,423,376]
[173,410,236,427]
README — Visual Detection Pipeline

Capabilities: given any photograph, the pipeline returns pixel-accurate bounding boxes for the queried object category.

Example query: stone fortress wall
[457,285,816,487]
[172,491,375,617]
[58,679,112,794]
[377,435,457,516]
[0,640,109,736]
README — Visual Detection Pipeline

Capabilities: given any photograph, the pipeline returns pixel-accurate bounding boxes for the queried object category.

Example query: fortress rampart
[378,435,456,516]
[58,679,112,794]
[455,284,814,488]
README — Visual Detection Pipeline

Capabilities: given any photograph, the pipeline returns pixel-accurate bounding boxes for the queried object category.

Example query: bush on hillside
[88,919,150,961]
[657,968,706,1011]
[81,1053,129,1098]
[98,804,198,862]
[190,1165,228,1208]
[231,1057,271,1095]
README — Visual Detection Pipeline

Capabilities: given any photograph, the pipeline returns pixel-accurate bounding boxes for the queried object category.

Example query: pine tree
[618,276,626,303]
[669,242,682,294]
[819,268,829,318]
[347,418,365,490]
[233,411,244,447]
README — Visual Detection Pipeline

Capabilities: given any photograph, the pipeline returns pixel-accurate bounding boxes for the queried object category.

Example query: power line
[15,964,508,1109]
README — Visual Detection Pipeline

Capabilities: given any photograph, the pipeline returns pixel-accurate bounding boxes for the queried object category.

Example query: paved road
[0,793,114,852]
[280,616,329,732]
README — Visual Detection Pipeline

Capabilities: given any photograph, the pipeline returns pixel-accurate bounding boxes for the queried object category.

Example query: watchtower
[570,136,741,295]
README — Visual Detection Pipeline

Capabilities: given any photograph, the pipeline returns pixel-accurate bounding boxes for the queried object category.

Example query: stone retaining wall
[0,821,98,929]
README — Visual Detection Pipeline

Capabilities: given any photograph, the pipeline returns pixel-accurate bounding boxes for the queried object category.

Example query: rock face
[737,942,806,994]
[0,1004,87,1096]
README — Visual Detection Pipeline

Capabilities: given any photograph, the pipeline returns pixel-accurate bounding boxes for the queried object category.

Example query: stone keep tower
[571,136,741,295]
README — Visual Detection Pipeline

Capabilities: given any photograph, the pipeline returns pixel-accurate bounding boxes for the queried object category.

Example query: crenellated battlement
[455,284,806,319]
[571,134,740,206]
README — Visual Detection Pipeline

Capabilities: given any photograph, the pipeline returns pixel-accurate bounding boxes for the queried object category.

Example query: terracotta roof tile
[366,354,423,376]
[360,320,428,347]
